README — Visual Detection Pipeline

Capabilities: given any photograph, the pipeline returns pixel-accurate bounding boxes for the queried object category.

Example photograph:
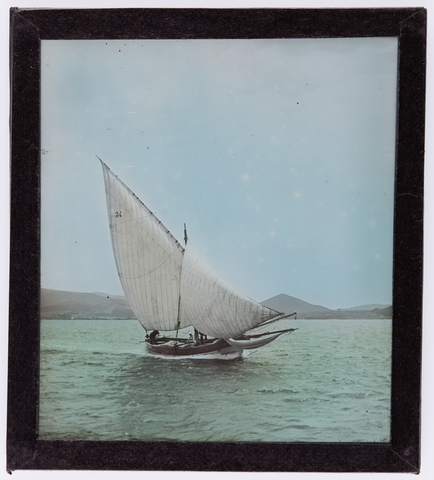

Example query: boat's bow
[227,332,283,350]
[227,327,297,350]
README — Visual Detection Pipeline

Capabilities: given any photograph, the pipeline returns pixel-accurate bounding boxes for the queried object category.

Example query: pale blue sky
[41,38,397,309]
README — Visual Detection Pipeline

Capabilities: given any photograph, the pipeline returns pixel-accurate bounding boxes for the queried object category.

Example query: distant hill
[261,294,332,317]
[40,288,392,320]
[261,294,392,319]
[40,288,136,319]
[344,304,389,311]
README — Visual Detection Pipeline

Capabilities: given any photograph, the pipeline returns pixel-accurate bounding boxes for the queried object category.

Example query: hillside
[344,304,389,311]
[261,294,392,319]
[40,288,136,319]
[261,294,332,317]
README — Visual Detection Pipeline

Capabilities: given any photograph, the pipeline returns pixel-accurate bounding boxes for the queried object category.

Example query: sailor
[188,333,194,343]
[199,332,207,342]
[194,328,200,345]
[149,330,159,343]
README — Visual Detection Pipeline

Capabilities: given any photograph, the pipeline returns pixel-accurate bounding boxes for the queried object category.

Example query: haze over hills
[40,288,392,320]
[261,294,392,319]
[40,288,135,319]
[344,304,389,311]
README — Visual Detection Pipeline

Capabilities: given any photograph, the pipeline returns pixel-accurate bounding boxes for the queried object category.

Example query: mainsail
[101,160,186,331]
[100,159,282,339]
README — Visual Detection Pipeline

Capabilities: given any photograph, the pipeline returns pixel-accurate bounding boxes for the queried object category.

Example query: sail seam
[187,241,283,316]
[117,249,179,279]
[103,163,185,253]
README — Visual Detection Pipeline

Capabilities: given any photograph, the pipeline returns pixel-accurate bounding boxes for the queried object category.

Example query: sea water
[39,319,392,443]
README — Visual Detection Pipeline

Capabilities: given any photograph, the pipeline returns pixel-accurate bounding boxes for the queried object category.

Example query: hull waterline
[146,338,243,357]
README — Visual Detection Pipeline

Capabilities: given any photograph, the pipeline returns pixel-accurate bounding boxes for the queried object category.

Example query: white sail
[101,161,187,331]
[100,159,282,338]
[181,246,281,340]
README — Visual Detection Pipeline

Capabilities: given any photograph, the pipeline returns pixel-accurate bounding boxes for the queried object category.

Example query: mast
[175,224,187,344]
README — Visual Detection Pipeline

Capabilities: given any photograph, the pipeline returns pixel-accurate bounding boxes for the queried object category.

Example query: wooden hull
[146,337,243,357]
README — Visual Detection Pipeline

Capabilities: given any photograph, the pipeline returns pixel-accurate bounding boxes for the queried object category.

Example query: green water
[39,318,391,442]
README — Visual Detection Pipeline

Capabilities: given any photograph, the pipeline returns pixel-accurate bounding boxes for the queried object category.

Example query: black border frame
[8,7,426,473]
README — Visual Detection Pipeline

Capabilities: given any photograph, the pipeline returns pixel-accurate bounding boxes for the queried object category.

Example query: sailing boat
[99,157,297,357]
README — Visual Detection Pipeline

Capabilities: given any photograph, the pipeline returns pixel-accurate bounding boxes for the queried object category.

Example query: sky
[40,37,398,309]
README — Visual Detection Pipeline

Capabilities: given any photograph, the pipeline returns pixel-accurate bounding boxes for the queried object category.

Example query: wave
[257,388,300,394]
